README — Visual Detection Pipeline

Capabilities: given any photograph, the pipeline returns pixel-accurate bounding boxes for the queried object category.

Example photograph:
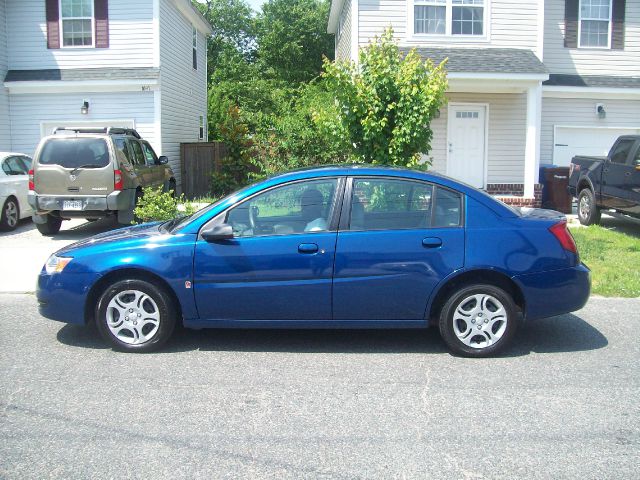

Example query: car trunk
[34,137,116,196]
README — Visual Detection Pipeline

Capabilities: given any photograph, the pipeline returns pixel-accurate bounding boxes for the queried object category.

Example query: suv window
[349,178,434,230]
[114,138,132,163]
[141,142,158,166]
[610,139,634,165]
[128,140,146,166]
[226,179,338,237]
[39,138,110,168]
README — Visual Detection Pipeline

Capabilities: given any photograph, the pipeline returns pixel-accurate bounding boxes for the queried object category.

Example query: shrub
[133,186,197,224]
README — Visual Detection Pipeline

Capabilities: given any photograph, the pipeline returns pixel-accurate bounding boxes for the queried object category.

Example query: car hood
[56,221,164,255]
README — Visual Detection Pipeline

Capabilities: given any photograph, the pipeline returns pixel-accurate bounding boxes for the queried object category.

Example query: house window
[60,0,94,47]
[579,0,612,48]
[199,115,205,140]
[413,0,485,37]
[192,26,198,70]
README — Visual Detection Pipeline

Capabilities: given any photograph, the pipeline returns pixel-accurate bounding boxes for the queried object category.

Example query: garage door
[553,126,640,166]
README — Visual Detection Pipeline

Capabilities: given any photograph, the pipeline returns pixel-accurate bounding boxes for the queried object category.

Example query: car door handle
[422,237,442,248]
[298,243,319,254]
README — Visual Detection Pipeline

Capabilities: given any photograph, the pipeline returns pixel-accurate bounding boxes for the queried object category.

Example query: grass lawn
[570,225,640,297]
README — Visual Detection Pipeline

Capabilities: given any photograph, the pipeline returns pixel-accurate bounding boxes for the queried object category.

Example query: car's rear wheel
[0,197,19,231]
[35,214,63,235]
[577,188,600,226]
[439,284,518,357]
[95,279,176,352]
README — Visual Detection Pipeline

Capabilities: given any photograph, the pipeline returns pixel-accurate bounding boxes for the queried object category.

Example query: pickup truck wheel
[35,214,63,235]
[577,189,601,226]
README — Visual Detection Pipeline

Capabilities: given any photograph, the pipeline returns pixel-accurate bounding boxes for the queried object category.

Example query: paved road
[1,294,638,479]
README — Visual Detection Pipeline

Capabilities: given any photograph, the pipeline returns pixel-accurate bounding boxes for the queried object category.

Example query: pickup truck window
[610,139,634,165]
[634,146,640,167]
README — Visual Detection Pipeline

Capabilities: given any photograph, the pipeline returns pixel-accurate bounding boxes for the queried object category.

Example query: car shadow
[56,312,607,356]
[49,217,120,241]
[598,213,640,239]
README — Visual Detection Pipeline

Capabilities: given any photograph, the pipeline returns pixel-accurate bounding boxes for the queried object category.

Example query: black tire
[35,214,63,235]
[439,284,519,358]
[95,279,176,353]
[577,188,601,226]
[0,197,20,231]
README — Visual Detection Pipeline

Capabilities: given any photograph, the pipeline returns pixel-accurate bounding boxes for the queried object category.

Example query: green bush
[133,186,197,224]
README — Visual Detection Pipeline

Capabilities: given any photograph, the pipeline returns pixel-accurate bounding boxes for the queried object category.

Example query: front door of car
[601,138,636,210]
[193,178,343,321]
[128,140,153,186]
[141,141,165,187]
[333,177,465,321]
[622,141,640,215]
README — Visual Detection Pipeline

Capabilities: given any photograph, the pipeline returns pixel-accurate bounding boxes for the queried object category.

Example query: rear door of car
[332,176,465,321]
[127,139,153,186]
[140,141,165,187]
[34,137,114,205]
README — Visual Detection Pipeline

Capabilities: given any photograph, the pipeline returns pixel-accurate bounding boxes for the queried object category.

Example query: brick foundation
[485,183,543,208]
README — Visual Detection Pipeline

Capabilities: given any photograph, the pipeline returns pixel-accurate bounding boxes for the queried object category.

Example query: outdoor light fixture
[596,103,606,119]
[80,100,89,115]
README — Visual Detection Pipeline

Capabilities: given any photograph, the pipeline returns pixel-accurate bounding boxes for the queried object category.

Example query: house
[0,0,213,189]
[328,0,640,206]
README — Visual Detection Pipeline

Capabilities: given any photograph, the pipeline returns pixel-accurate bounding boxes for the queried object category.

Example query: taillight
[114,169,123,190]
[549,221,577,255]
[28,169,35,191]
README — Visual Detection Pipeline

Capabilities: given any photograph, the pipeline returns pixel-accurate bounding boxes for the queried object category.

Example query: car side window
[433,187,462,227]
[114,138,132,164]
[20,156,32,172]
[226,179,338,238]
[128,140,146,166]
[632,143,640,167]
[2,156,28,175]
[349,178,433,231]
[141,142,158,166]
[610,140,634,165]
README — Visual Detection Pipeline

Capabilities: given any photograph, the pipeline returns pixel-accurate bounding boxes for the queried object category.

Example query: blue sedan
[37,166,590,357]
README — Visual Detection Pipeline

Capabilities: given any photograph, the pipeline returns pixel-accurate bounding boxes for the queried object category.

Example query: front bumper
[513,263,591,321]
[36,269,100,324]
[29,190,134,214]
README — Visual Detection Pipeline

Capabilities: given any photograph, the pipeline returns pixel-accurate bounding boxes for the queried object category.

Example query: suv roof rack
[53,127,142,139]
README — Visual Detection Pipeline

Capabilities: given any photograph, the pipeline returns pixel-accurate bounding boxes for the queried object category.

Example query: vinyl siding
[336,0,352,61]
[8,91,155,157]
[7,0,155,70]
[358,0,539,52]
[159,0,208,189]
[0,0,10,150]
[424,93,527,184]
[543,0,640,75]
[540,96,640,164]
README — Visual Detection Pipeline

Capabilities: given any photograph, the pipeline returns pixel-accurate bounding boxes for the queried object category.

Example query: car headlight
[45,255,72,274]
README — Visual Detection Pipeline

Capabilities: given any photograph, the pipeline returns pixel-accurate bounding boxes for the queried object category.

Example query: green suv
[28,127,176,235]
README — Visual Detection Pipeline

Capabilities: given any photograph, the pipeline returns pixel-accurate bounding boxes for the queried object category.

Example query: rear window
[39,138,110,169]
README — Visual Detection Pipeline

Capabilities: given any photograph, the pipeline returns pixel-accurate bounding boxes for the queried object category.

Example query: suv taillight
[549,221,577,255]
[28,169,35,191]
[114,169,123,190]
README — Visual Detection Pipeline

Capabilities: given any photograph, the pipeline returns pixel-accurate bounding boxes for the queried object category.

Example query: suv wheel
[36,214,63,235]
[0,197,19,231]
[439,284,519,358]
[577,189,601,226]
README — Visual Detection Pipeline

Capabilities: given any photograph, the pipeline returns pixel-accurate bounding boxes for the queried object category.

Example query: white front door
[447,105,487,188]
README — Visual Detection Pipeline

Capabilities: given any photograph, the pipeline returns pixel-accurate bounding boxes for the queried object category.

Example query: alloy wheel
[452,294,508,349]
[106,290,161,345]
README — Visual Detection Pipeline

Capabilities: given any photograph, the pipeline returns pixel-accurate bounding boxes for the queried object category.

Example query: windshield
[39,138,110,169]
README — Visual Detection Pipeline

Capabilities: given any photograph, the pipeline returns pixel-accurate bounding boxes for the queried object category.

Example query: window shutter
[611,0,626,50]
[94,0,110,48]
[564,0,579,48]
[45,0,60,49]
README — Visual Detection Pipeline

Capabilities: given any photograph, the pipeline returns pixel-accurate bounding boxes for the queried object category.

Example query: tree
[322,28,448,168]
[255,0,334,84]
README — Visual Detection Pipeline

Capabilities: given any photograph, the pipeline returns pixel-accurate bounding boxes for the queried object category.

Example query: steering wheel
[248,205,259,230]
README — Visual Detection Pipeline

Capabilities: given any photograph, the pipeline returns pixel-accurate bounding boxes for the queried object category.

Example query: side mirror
[158,156,169,165]
[201,223,234,242]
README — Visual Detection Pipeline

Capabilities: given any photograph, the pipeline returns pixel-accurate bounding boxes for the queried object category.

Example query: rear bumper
[513,263,591,321]
[29,190,134,214]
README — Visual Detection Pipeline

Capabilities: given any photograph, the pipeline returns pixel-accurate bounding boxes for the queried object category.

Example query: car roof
[0,152,31,158]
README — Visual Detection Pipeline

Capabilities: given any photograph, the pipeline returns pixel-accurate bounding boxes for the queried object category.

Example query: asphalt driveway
[0,294,638,479]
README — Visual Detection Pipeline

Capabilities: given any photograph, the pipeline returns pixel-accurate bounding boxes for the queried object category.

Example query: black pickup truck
[568,135,640,225]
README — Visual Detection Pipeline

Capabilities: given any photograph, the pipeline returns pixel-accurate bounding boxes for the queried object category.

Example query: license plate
[63,200,83,210]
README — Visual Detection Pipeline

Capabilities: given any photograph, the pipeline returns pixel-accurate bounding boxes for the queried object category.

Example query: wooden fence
[180,142,227,199]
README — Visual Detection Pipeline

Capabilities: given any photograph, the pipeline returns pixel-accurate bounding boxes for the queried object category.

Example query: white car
[0,152,33,231]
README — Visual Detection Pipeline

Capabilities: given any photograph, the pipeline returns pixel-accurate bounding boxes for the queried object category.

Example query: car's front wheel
[439,284,519,357]
[95,279,176,352]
